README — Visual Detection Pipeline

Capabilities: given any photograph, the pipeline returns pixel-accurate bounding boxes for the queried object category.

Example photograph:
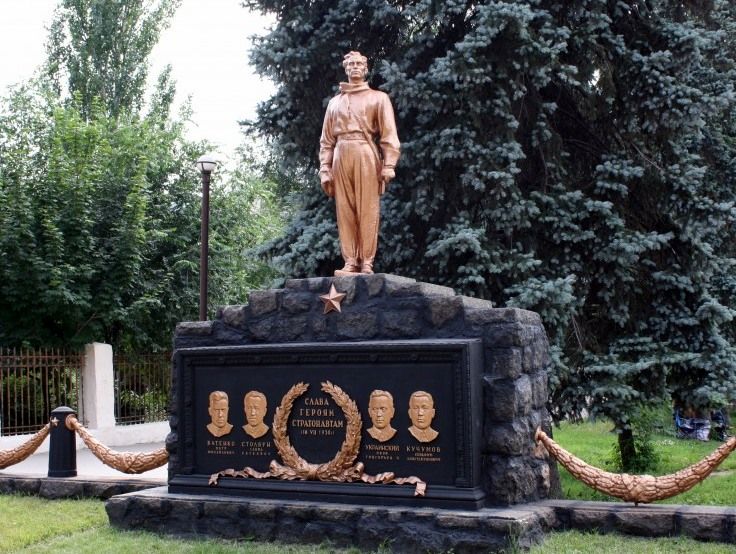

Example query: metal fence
[113,352,171,425]
[0,347,83,436]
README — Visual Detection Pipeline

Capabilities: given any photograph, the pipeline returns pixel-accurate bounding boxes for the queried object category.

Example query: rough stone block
[679,512,728,542]
[530,370,548,409]
[485,420,532,456]
[311,315,329,339]
[331,275,359,304]
[466,308,504,327]
[218,305,247,328]
[248,290,281,316]
[335,311,378,340]
[515,375,533,417]
[365,274,387,297]
[465,307,539,325]
[284,278,307,291]
[425,295,463,328]
[248,317,274,342]
[461,296,494,309]
[381,310,422,338]
[418,282,456,296]
[485,323,530,347]
[532,457,553,498]
[39,480,84,499]
[522,338,549,373]
[390,522,447,553]
[483,375,531,421]
[0,477,40,495]
[282,503,316,521]
[175,321,213,337]
[435,514,481,529]
[282,292,315,314]
[483,455,537,505]
[484,376,514,421]
[615,510,674,537]
[568,507,610,531]
[272,316,309,342]
[526,409,544,437]
[384,281,420,298]
[246,501,279,520]
[355,512,397,549]
[212,321,248,344]
[486,347,524,379]
[283,277,332,292]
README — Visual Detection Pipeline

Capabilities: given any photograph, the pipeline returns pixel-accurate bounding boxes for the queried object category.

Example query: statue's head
[343,51,368,82]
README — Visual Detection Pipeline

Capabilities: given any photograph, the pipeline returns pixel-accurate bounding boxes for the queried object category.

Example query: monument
[105,51,559,552]
[102,272,561,552]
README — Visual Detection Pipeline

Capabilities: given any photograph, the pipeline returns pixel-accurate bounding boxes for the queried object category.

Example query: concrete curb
[540,499,736,543]
[0,473,163,499]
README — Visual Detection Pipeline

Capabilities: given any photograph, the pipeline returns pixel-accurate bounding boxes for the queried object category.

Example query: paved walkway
[3,442,167,481]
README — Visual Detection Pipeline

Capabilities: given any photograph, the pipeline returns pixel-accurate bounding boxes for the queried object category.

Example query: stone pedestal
[106,487,557,553]
[170,274,557,506]
[108,274,559,553]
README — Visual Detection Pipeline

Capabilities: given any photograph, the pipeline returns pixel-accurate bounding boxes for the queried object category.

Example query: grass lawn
[552,419,736,505]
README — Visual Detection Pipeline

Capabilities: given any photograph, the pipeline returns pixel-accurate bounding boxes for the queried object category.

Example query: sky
[0,0,275,161]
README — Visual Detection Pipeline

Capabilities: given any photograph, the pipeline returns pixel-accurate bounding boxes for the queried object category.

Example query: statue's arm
[377,93,400,170]
[318,102,336,196]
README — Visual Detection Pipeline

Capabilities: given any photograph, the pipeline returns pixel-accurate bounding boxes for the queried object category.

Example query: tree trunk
[618,428,637,472]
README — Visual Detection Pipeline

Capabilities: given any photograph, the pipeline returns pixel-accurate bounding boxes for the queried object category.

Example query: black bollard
[48,406,77,477]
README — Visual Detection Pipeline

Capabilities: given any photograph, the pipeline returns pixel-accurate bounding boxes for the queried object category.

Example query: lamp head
[196,154,217,174]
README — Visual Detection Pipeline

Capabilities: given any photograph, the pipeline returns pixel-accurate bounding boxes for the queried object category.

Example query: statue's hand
[380,167,395,187]
[320,169,334,197]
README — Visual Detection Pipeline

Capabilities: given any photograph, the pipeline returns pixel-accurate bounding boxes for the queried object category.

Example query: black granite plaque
[169,339,484,508]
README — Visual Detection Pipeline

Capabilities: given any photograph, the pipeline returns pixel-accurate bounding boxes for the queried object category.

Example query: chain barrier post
[48,406,77,477]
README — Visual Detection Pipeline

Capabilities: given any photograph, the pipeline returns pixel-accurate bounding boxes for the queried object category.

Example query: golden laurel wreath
[269,381,364,481]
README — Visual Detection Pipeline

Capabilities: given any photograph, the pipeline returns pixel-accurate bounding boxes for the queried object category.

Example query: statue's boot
[335,259,360,276]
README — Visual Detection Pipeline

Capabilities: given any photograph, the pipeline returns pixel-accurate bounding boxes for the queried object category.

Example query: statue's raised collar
[339,81,370,93]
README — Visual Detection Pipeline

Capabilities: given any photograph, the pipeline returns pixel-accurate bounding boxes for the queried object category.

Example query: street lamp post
[196,155,217,321]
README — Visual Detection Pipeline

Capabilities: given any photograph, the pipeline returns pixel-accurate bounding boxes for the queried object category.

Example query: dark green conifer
[248,0,736,467]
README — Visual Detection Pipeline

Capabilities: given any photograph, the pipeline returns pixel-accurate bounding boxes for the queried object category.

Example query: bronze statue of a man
[319,51,400,274]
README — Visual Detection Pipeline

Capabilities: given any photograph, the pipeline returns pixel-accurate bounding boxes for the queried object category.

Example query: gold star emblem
[319,284,346,314]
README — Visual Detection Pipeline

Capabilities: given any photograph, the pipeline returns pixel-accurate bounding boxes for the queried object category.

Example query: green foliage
[208,144,285,310]
[118,388,168,422]
[0,80,284,350]
[609,406,662,473]
[247,0,736,467]
[45,0,181,118]
[0,1,285,351]
[0,80,195,349]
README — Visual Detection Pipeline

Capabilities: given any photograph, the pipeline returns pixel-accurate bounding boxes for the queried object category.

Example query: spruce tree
[248,0,736,467]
